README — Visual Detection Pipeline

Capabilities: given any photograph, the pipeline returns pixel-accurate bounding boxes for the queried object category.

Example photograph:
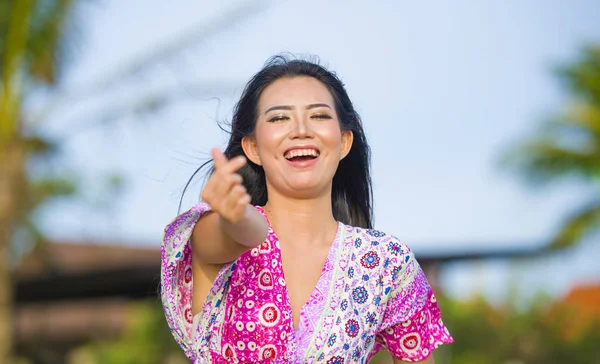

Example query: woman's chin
[283,182,329,199]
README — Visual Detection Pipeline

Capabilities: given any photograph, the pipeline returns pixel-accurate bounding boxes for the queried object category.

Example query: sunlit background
[2,1,599,363]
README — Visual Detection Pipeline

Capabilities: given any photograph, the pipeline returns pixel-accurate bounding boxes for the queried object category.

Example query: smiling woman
[160,55,453,363]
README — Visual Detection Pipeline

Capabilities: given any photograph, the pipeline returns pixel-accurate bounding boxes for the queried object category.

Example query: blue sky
[36,0,600,303]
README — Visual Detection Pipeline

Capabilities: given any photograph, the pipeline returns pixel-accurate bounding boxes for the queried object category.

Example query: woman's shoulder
[339,223,422,300]
[341,223,415,263]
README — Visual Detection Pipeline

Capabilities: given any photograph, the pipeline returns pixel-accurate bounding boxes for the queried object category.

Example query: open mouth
[284,148,320,162]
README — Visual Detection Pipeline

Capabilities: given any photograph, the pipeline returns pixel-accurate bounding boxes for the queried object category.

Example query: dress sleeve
[160,202,212,361]
[376,244,454,362]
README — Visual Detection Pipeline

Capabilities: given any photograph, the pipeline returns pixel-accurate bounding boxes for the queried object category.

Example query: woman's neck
[263,190,338,248]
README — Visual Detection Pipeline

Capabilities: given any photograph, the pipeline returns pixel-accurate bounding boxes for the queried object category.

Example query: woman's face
[242,76,353,200]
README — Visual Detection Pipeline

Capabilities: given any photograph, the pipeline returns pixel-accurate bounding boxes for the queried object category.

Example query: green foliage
[552,201,600,249]
[0,0,75,85]
[560,47,600,105]
[9,135,78,259]
[68,294,600,364]
[501,46,600,249]
[437,294,600,364]
[72,301,187,364]
[1,0,111,260]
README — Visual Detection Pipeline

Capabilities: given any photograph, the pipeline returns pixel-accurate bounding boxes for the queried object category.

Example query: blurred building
[15,242,159,362]
[14,240,546,362]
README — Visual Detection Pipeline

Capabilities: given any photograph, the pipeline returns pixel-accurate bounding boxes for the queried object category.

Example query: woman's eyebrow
[264,103,331,115]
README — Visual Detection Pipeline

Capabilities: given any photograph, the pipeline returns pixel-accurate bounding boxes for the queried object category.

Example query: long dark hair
[180,55,373,228]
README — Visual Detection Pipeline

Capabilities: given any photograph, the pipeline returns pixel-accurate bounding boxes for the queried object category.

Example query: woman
[161,55,453,363]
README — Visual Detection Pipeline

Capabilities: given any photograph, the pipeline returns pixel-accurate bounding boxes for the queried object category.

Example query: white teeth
[284,149,320,159]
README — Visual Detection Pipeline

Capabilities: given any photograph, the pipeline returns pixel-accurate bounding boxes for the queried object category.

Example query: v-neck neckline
[258,207,343,333]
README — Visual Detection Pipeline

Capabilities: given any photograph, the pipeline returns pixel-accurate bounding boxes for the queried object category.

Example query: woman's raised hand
[201,148,251,224]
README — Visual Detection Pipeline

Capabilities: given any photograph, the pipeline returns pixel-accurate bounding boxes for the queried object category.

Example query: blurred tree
[437,293,600,364]
[67,301,188,364]
[1,2,269,362]
[0,1,77,362]
[502,46,600,249]
[69,294,599,364]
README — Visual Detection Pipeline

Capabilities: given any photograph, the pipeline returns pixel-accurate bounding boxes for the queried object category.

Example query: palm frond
[501,138,599,185]
[28,175,77,207]
[0,0,77,84]
[501,101,600,186]
[0,2,10,64]
[27,0,76,84]
[566,102,600,136]
[558,46,600,105]
[550,201,600,249]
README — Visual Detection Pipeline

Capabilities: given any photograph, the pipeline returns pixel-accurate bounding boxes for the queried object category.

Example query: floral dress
[161,203,453,363]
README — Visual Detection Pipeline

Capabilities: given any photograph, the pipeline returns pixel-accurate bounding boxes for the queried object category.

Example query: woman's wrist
[219,204,267,247]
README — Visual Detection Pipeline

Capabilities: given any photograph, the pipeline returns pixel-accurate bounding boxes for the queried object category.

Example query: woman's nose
[290,116,313,139]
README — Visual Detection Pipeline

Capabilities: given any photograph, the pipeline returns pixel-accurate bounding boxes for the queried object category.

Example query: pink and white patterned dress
[161,203,453,363]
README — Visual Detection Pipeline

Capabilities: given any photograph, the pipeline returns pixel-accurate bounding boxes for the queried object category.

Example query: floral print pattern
[161,202,453,363]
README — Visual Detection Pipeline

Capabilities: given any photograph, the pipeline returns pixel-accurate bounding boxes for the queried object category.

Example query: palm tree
[502,47,600,250]
[1,2,271,362]
[0,1,76,362]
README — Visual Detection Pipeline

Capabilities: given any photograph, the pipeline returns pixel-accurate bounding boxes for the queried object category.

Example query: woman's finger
[211,172,242,202]
[239,193,251,205]
[221,155,247,175]
[222,185,245,213]
[229,173,243,185]
[229,185,247,201]
[211,148,228,169]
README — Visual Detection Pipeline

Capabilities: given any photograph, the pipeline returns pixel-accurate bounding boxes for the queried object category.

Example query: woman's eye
[268,115,289,123]
[312,114,332,120]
